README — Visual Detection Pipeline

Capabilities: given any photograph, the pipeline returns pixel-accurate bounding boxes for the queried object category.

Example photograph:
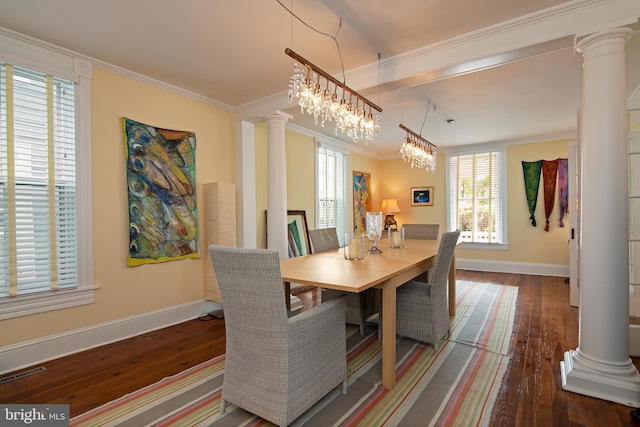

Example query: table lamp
[380,198,400,231]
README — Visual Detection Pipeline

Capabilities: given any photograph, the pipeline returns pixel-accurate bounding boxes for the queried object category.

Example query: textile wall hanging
[123,118,200,266]
[522,161,542,227]
[542,159,559,232]
[557,158,569,227]
[521,158,568,232]
[353,171,371,235]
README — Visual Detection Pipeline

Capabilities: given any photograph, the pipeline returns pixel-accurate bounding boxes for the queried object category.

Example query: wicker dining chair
[308,227,380,335]
[402,223,440,282]
[402,223,440,240]
[395,230,461,352]
[208,245,348,426]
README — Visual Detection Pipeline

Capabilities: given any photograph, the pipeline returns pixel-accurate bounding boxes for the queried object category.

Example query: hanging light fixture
[399,103,437,173]
[285,48,382,144]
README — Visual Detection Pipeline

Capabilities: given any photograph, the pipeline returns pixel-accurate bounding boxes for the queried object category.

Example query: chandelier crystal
[286,48,382,144]
[399,123,437,173]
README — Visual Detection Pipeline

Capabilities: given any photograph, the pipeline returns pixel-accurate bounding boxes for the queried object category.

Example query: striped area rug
[71,280,518,427]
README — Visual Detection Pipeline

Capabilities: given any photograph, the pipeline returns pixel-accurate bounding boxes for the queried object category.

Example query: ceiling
[0,0,638,159]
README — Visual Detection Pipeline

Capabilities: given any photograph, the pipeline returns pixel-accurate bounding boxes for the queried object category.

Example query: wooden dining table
[280,238,458,390]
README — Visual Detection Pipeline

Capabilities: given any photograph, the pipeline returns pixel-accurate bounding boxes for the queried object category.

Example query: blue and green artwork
[123,118,199,266]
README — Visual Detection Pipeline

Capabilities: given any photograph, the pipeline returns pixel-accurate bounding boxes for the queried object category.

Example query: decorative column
[561,27,640,406]
[263,111,292,259]
[236,121,257,249]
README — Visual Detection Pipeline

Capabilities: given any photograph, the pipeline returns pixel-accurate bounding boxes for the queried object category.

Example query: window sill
[459,242,509,251]
[0,286,98,321]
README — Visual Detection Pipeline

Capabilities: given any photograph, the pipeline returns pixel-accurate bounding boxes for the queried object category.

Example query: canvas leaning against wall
[123,118,200,266]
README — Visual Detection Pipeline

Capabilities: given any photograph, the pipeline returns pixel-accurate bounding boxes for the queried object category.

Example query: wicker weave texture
[308,228,380,335]
[308,227,340,253]
[208,245,347,426]
[402,223,440,240]
[402,224,440,282]
[395,230,461,351]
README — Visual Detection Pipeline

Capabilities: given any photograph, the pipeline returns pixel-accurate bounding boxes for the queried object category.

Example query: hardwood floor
[1,270,639,425]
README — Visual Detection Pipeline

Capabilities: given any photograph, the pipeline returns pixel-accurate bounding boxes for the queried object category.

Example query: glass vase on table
[366,212,383,254]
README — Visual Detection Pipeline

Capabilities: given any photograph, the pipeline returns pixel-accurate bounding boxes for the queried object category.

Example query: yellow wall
[347,151,383,232]
[378,140,572,267]
[500,140,571,265]
[255,124,316,248]
[0,67,236,347]
[286,131,316,227]
[255,127,383,245]
[256,127,571,268]
[377,154,447,227]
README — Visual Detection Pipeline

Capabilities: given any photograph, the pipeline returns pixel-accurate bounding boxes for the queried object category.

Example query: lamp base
[384,214,397,230]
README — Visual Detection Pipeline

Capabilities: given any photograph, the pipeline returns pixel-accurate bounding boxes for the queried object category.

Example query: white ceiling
[0,0,638,158]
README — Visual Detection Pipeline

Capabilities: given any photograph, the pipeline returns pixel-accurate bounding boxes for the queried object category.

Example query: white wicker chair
[308,227,380,335]
[208,245,348,426]
[402,223,440,240]
[395,230,461,352]
[402,223,440,282]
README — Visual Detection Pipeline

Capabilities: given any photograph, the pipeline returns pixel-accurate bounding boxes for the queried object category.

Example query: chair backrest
[429,230,461,288]
[308,227,340,253]
[208,246,289,348]
[402,223,440,240]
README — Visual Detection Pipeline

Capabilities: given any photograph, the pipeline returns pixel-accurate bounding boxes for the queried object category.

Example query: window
[447,146,507,247]
[0,31,93,320]
[316,139,348,246]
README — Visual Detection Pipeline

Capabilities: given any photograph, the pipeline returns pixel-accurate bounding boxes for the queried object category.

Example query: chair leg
[220,398,226,414]
[342,379,348,394]
[359,323,365,335]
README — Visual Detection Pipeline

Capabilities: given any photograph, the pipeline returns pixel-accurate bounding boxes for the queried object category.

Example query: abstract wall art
[353,171,371,235]
[123,118,200,266]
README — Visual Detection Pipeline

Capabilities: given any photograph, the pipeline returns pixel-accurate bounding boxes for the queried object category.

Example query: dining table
[279,237,458,390]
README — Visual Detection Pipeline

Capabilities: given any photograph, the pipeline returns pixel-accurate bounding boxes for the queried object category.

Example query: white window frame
[446,143,508,250]
[315,137,348,247]
[0,28,94,320]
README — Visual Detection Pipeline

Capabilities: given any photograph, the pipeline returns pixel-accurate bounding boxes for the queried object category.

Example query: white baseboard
[456,258,569,277]
[0,299,222,375]
[630,325,640,357]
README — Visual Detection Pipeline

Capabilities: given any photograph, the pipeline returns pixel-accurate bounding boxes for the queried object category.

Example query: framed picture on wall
[411,187,434,206]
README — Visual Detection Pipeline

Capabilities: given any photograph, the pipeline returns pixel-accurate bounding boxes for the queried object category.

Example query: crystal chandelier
[399,123,437,173]
[285,48,382,144]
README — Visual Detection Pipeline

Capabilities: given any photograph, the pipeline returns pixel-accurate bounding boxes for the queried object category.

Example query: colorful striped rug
[71,280,518,426]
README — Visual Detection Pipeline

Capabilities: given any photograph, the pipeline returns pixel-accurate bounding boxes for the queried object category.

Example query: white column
[561,27,640,406]
[236,121,257,249]
[263,111,292,259]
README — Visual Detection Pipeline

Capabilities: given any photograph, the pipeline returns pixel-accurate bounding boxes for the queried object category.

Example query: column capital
[576,26,633,55]
[260,110,293,122]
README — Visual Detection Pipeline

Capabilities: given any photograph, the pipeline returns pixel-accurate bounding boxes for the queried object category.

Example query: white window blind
[0,30,93,320]
[448,149,505,244]
[0,63,77,298]
[316,143,348,246]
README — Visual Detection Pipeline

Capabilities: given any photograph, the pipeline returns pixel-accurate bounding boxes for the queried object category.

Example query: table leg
[381,283,396,389]
[284,281,291,310]
[448,254,456,316]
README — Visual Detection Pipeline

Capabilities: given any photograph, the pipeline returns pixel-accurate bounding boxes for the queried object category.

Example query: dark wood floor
[1,270,640,425]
